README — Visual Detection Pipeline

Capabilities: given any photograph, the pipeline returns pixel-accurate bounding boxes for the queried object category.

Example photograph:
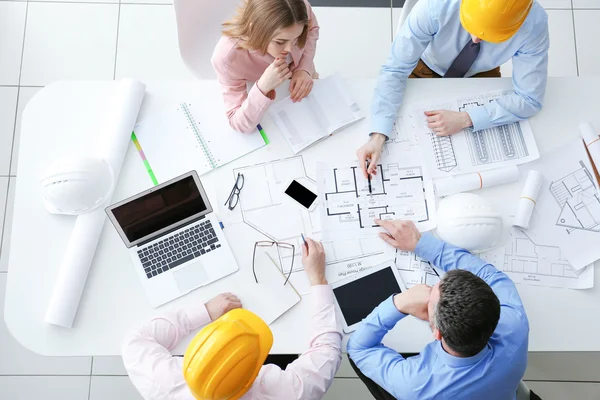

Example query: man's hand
[375,219,421,251]
[357,133,387,178]
[302,237,327,286]
[205,293,242,321]
[393,284,432,321]
[425,110,472,136]
[289,70,313,102]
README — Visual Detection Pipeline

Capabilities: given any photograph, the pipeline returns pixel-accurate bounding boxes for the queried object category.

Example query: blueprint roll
[45,79,146,328]
[513,170,543,230]
[579,122,600,184]
[433,166,520,197]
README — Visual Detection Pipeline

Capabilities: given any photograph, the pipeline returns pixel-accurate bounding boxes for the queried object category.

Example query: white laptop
[106,171,238,307]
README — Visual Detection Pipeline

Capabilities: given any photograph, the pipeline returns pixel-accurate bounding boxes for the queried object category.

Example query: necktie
[444,39,481,78]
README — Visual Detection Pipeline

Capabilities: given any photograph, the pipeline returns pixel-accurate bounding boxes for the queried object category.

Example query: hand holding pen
[301,234,327,286]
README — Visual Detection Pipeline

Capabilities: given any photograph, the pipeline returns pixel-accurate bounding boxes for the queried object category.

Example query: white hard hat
[435,193,503,252]
[40,157,114,215]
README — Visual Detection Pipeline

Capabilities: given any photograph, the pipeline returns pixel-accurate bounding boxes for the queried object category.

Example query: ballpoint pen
[366,160,373,194]
[301,233,307,247]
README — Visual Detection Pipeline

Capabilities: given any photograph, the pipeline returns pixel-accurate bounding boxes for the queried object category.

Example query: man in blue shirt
[347,219,530,400]
[357,0,549,178]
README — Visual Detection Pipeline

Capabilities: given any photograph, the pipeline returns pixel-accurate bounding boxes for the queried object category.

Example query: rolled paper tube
[579,122,600,185]
[433,166,520,197]
[44,79,146,328]
[513,170,543,230]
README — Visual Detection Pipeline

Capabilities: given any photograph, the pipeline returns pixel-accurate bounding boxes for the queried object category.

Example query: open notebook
[237,251,302,325]
[133,102,268,184]
[268,74,364,154]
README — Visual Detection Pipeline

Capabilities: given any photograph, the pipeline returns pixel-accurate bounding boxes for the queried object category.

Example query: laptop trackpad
[173,262,209,293]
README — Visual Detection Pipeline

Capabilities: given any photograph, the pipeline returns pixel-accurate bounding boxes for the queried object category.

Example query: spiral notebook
[132,101,268,184]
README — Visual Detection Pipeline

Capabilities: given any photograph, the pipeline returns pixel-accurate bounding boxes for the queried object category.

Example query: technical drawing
[458,99,529,167]
[394,250,441,287]
[549,161,600,233]
[478,228,593,289]
[321,163,431,232]
[429,133,458,173]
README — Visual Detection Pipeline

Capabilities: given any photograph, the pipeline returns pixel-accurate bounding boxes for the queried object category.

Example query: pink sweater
[211,0,319,133]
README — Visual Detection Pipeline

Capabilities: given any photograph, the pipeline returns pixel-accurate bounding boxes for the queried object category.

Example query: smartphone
[284,179,318,211]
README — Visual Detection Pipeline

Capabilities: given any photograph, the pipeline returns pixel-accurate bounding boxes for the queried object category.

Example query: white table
[5,77,600,356]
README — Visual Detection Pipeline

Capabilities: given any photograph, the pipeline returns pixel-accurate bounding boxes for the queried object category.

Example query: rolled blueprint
[579,122,600,185]
[433,166,520,197]
[45,79,146,328]
[513,170,543,230]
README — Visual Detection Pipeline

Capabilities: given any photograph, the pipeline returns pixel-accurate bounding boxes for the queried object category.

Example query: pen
[366,160,373,194]
[301,233,307,247]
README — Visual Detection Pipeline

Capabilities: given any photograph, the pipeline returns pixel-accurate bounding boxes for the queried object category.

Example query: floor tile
[0,376,90,400]
[0,274,93,374]
[20,2,118,86]
[32,0,118,3]
[122,0,172,3]
[501,10,577,78]
[525,352,600,382]
[525,381,600,399]
[92,356,128,376]
[0,87,18,175]
[313,7,392,79]
[335,355,359,378]
[10,86,41,175]
[0,2,27,85]
[574,10,600,76]
[573,0,600,8]
[90,376,143,400]
[323,378,373,400]
[0,178,8,251]
[115,4,194,81]
[0,177,15,272]
[538,0,572,8]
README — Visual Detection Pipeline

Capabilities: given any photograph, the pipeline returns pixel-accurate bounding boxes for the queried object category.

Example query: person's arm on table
[290,0,319,102]
[466,14,549,132]
[121,294,241,399]
[357,0,436,177]
[257,238,342,400]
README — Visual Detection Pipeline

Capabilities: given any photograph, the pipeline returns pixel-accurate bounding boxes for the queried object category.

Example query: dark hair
[435,269,500,357]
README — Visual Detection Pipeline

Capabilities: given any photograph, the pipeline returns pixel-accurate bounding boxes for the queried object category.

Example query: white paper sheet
[514,170,543,229]
[433,166,520,197]
[520,138,600,271]
[134,99,266,183]
[478,228,594,289]
[45,79,146,328]
[268,74,364,154]
[391,249,443,287]
[580,122,600,184]
[409,91,540,178]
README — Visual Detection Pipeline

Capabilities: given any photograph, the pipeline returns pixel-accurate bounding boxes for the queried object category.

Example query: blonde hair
[223,0,310,53]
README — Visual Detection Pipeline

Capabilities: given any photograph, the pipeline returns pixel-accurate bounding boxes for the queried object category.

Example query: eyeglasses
[253,241,295,286]
[224,173,244,211]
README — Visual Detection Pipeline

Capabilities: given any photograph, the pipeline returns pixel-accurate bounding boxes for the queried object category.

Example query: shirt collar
[435,340,491,367]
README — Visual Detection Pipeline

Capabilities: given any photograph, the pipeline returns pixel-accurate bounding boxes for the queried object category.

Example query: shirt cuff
[370,117,392,138]
[311,284,335,307]
[250,83,276,106]
[186,305,212,331]
[466,106,492,132]
[378,295,407,329]
[414,232,444,263]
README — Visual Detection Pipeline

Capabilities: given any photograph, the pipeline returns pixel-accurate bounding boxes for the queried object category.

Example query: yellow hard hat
[460,0,534,43]
[183,309,273,400]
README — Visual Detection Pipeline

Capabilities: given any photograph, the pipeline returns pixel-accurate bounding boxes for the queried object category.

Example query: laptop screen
[111,175,208,243]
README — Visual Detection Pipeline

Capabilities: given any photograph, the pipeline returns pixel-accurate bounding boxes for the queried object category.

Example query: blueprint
[522,138,600,271]
[479,228,594,289]
[391,249,442,288]
[225,156,389,295]
[409,91,540,178]
[317,159,437,240]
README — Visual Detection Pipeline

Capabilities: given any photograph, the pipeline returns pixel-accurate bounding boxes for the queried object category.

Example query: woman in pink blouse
[211,0,319,133]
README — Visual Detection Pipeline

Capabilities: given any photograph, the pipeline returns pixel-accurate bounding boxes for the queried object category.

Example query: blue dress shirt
[347,233,529,400]
[371,0,549,136]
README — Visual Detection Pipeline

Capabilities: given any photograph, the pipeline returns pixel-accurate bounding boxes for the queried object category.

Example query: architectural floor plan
[317,161,436,236]
[392,250,442,288]
[479,228,594,289]
[410,91,539,178]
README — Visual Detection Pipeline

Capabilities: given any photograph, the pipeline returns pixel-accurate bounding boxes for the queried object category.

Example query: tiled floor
[1,1,600,399]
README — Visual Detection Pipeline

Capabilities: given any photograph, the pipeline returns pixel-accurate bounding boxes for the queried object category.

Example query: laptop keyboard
[136,220,221,279]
